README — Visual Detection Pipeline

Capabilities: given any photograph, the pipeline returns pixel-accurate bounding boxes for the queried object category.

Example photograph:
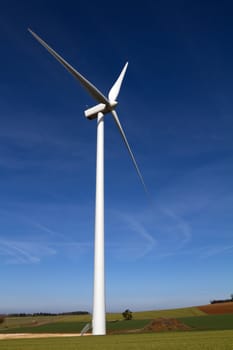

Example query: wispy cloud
[104,202,195,261]
[0,207,93,264]
[0,239,56,264]
[19,217,68,241]
[161,207,192,248]
[118,212,156,258]
[0,239,92,265]
[0,208,67,240]
[199,244,233,259]
[0,114,95,173]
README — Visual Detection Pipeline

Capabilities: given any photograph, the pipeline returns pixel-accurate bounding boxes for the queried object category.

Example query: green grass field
[0,330,233,350]
[104,307,205,321]
[131,306,205,319]
[0,319,150,334]
[0,314,92,330]
[180,314,233,331]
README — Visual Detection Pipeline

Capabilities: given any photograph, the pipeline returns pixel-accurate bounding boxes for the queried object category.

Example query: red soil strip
[198,302,233,315]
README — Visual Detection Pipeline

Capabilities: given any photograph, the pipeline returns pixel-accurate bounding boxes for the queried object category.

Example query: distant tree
[231,294,233,300]
[122,309,132,320]
[0,315,5,324]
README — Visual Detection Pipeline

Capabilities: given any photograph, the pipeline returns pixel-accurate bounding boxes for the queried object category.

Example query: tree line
[210,294,233,304]
[1,311,89,318]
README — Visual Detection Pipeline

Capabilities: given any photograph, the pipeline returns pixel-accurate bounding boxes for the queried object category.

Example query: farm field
[0,319,150,334]
[0,306,205,332]
[179,314,233,331]
[0,330,233,350]
[1,303,233,335]
[0,314,92,330]
[131,306,205,319]
[198,301,233,314]
[1,313,233,334]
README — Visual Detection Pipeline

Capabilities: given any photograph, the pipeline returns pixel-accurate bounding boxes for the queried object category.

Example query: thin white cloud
[199,244,233,258]
[0,208,67,240]
[107,210,157,260]
[124,214,156,246]
[105,203,194,261]
[0,206,93,264]
[21,217,67,241]
[0,238,92,265]
[161,207,192,248]
[0,239,56,264]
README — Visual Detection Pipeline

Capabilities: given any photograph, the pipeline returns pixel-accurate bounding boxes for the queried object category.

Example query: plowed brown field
[198,302,233,314]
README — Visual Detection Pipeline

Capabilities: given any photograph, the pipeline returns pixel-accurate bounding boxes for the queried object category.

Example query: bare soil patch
[144,318,192,332]
[198,302,233,315]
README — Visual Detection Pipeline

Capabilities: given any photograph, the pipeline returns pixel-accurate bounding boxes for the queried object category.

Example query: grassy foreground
[0,330,233,350]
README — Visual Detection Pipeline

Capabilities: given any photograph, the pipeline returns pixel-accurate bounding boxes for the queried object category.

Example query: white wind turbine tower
[28,29,147,335]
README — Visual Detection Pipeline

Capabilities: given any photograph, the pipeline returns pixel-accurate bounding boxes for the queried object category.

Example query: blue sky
[0,0,233,313]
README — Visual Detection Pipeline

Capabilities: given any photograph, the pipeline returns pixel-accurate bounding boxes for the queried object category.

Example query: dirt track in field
[0,333,91,340]
[198,302,233,314]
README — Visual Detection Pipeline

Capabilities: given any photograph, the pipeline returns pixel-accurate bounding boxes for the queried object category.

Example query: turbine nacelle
[28,28,147,192]
[84,101,118,120]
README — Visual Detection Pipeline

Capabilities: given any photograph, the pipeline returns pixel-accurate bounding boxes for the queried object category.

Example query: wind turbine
[28,29,147,335]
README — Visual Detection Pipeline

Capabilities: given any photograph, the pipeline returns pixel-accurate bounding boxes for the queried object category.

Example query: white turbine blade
[108,62,128,102]
[111,110,148,194]
[28,28,109,104]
